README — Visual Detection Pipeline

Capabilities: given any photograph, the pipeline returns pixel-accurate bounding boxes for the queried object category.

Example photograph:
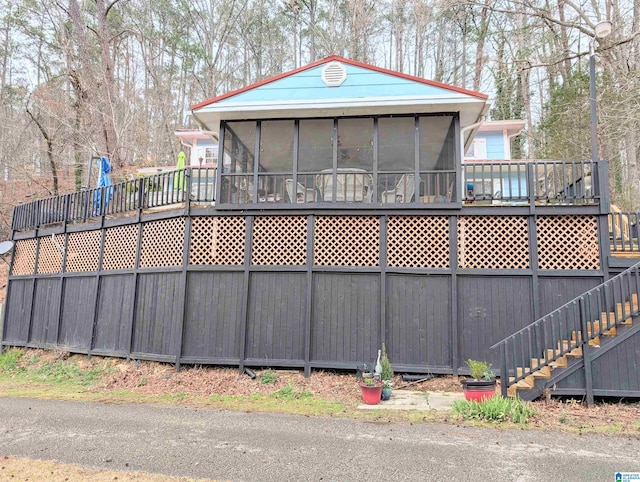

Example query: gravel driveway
[1,397,639,481]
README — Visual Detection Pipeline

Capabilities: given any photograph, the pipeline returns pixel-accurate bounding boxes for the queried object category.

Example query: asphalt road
[0,397,639,481]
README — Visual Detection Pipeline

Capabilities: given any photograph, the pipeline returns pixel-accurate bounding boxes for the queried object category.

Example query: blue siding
[476,131,505,159]
[218,64,463,104]
[196,139,216,148]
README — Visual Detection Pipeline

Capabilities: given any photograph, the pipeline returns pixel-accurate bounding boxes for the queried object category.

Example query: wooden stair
[507,294,637,399]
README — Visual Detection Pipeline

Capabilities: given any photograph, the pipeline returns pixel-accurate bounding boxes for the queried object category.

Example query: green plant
[466,359,494,380]
[362,377,383,387]
[261,369,277,384]
[0,349,23,371]
[452,396,535,424]
[380,343,394,381]
[273,383,313,400]
[383,380,393,389]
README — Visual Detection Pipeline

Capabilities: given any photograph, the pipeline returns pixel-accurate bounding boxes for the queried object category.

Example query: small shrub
[452,396,535,424]
[261,369,277,384]
[466,359,494,380]
[380,343,394,381]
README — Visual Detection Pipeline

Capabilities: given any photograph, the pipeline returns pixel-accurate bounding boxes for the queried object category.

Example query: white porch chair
[285,179,317,203]
[381,174,416,203]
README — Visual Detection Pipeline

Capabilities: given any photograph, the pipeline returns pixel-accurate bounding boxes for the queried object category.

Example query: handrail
[491,261,640,397]
[463,159,598,204]
[11,159,600,232]
[11,167,218,232]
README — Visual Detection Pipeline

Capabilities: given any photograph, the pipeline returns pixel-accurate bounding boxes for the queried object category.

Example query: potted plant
[460,359,497,401]
[380,343,394,401]
[360,377,384,405]
[381,380,393,401]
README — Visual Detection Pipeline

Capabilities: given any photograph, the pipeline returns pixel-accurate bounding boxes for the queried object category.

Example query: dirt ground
[13,349,640,434]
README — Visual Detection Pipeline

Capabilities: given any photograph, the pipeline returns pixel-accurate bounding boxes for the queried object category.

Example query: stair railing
[491,261,640,397]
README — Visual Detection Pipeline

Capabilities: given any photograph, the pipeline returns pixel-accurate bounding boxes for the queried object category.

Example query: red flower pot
[460,379,497,402]
[360,383,383,404]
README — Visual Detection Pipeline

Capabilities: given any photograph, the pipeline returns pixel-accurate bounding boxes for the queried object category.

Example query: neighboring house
[465,119,526,162]
[174,129,219,167]
[464,120,527,201]
[4,56,640,402]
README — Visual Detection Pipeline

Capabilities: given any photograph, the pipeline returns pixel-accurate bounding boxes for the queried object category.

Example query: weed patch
[0,348,24,371]
[273,383,313,400]
[452,396,535,424]
[261,369,277,384]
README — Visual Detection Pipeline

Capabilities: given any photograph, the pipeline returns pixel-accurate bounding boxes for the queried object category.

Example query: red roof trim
[190,55,488,110]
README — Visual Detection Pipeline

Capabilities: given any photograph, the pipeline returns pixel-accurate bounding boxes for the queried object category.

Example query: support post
[579,297,594,406]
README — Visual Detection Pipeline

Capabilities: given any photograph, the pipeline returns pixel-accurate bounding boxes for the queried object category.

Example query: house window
[466,138,487,160]
[204,147,217,165]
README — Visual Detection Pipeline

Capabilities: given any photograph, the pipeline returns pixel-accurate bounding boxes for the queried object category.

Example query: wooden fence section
[2,209,611,377]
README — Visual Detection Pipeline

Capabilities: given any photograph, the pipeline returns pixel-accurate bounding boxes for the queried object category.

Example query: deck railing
[11,160,600,232]
[608,209,640,253]
[11,168,217,232]
[491,261,640,398]
[463,160,597,204]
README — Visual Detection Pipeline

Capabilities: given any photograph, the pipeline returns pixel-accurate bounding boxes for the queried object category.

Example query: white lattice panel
[458,216,530,269]
[103,224,139,270]
[537,215,600,270]
[36,234,64,274]
[65,230,101,272]
[140,217,186,268]
[314,216,380,267]
[11,238,37,275]
[190,216,246,265]
[252,216,307,265]
[387,216,449,268]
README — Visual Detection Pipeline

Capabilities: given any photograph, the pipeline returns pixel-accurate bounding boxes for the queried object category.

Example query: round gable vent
[321,61,347,87]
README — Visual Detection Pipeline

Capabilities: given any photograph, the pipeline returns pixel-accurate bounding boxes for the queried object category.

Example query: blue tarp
[93,156,113,214]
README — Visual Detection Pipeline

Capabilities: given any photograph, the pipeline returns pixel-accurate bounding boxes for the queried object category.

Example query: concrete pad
[357,390,465,411]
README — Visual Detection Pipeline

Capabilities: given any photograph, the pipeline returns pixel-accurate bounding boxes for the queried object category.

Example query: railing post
[500,344,508,398]
[579,297,594,406]
[597,160,610,214]
[138,177,145,212]
[185,169,192,208]
[527,163,536,214]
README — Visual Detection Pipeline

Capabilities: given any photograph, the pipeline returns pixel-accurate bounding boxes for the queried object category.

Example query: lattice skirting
[387,216,449,268]
[314,216,380,267]
[140,218,186,267]
[537,215,600,270]
[458,216,530,269]
[7,214,604,273]
[36,234,64,274]
[252,216,307,266]
[190,216,245,265]
[103,224,139,270]
[11,238,37,276]
[66,230,101,272]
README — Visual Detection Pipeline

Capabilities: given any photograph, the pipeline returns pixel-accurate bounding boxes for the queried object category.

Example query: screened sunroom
[217,114,458,206]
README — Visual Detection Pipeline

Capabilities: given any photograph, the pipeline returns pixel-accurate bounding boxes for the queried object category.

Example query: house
[465,119,526,162]
[174,129,219,167]
[464,120,527,200]
[3,56,640,402]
